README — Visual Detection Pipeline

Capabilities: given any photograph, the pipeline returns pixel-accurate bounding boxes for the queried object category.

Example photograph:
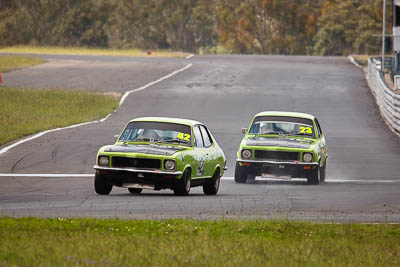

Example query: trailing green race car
[94,117,226,196]
[235,111,327,185]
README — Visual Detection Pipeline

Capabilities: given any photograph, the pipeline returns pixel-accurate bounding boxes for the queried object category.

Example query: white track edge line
[348,55,363,69]
[119,63,192,106]
[221,177,400,183]
[0,174,94,177]
[185,54,194,59]
[0,174,399,184]
[0,63,193,156]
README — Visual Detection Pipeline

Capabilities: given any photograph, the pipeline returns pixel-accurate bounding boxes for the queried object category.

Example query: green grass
[352,55,372,66]
[352,55,392,66]
[0,46,190,58]
[0,55,45,73]
[0,87,119,145]
[0,218,399,266]
[198,45,231,55]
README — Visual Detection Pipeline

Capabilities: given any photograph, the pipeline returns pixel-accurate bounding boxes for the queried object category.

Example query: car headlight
[241,149,252,159]
[98,155,110,166]
[164,160,176,171]
[303,153,313,162]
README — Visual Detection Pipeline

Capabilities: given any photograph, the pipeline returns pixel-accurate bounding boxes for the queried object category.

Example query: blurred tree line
[0,0,391,55]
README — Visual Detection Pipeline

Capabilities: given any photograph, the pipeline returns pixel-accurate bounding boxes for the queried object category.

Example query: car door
[314,118,327,164]
[192,125,208,178]
[199,125,215,177]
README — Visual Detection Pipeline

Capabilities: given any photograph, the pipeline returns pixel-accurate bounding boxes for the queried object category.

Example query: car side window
[193,126,204,148]
[315,118,323,137]
[200,125,213,148]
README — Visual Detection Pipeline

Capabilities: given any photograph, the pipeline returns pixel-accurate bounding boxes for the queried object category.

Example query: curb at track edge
[348,55,363,69]
[0,63,193,157]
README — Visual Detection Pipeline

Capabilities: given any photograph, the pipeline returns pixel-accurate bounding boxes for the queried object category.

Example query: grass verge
[352,54,392,67]
[0,87,119,146]
[0,55,45,73]
[0,46,189,58]
[352,55,371,66]
[0,217,399,266]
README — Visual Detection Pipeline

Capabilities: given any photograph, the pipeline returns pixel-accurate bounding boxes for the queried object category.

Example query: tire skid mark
[11,151,35,173]
[51,146,58,160]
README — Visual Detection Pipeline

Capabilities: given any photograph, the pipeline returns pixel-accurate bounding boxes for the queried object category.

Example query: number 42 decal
[299,126,312,134]
[177,132,191,141]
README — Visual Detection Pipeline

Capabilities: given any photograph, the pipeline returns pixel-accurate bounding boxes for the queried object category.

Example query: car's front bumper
[93,165,182,190]
[93,165,182,175]
[236,159,318,178]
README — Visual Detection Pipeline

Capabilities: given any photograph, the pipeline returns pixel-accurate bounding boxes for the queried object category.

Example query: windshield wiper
[255,131,286,136]
[137,138,158,142]
[156,139,188,145]
[121,138,159,144]
[292,133,313,137]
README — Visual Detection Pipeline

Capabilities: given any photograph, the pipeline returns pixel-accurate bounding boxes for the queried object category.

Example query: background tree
[0,0,21,46]
[313,0,390,55]
[54,0,113,47]
[0,0,391,56]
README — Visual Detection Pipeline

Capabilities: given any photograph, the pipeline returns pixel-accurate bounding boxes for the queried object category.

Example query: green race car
[235,111,328,185]
[94,117,226,196]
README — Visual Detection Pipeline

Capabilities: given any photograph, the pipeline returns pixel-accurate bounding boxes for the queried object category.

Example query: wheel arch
[212,164,221,177]
[182,164,192,178]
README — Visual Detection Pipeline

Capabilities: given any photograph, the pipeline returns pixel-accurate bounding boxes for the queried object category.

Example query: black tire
[307,165,321,185]
[94,173,112,195]
[174,169,191,196]
[203,169,220,195]
[247,174,256,183]
[234,162,248,183]
[320,160,327,183]
[128,188,143,194]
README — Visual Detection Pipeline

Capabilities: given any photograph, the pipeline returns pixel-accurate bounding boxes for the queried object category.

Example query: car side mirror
[241,128,247,134]
[114,134,119,139]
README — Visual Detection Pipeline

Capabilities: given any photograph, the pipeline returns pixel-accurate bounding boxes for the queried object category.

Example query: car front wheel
[128,188,143,194]
[174,169,191,196]
[94,173,113,195]
[203,169,220,195]
[234,162,248,183]
[307,165,320,185]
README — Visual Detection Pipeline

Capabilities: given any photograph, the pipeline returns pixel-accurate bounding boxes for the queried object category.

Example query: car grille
[254,150,299,161]
[111,157,161,169]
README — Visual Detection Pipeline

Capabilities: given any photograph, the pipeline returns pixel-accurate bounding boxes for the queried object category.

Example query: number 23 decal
[177,132,191,141]
[299,126,312,134]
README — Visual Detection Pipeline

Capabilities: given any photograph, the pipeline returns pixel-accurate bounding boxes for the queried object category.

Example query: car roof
[129,117,203,127]
[253,111,316,120]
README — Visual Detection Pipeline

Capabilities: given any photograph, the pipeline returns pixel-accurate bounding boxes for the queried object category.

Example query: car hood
[102,144,186,156]
[246,137,313,149]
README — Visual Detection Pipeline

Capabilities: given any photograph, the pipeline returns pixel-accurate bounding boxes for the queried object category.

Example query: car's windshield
[249,121,315,138]
[119,121,192,146]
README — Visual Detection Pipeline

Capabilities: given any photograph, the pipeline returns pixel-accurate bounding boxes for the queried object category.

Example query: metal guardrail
[370,57,392,70]
[367,58,400,134]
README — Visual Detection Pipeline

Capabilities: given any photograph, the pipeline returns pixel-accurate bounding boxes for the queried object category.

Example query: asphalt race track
[1,54,400,222]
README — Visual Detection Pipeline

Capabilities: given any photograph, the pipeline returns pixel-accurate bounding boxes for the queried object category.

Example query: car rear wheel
[307,165,320,185]
[94,173,113,195]
[203,169,220,195]
[234,162,248,183]
[174,169,191,196]
[320,161,327,183]
[128,188,143,194]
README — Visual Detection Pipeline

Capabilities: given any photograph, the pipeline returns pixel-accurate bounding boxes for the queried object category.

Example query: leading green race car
[94,117,226,196]
[235,111,328,185]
